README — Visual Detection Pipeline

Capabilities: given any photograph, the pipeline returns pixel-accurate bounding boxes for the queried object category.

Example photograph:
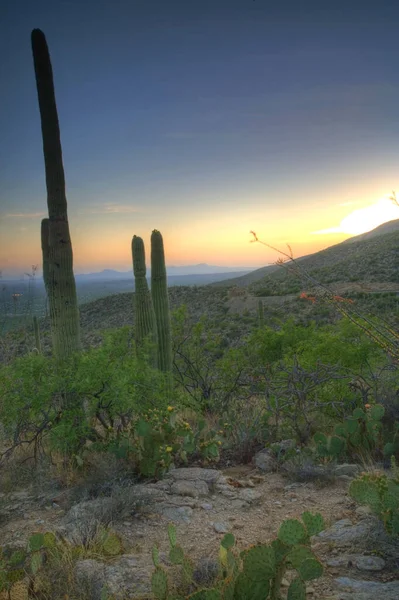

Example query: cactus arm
[151,230,172,373]
[132,235,158,365]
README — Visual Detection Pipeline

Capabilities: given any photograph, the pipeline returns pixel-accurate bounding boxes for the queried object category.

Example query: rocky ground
[0,458,398,600]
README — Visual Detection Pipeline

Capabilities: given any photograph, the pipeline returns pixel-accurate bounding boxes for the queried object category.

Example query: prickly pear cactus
[314,432,345,458]
[9,580,29,600]
[151,514,325,599]
[169,544,184,565]
[28,533,45,552]
[349,471,399,535]
[167,523,177,548]
[151,567,168,600]
[187,590,222,600]
[241,545,275,582]
[287,577,306,600]
[278,519,307,545]
[102,533,122,556]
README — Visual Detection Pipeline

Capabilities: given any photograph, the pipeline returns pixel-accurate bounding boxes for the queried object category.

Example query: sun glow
[313,196,399,236]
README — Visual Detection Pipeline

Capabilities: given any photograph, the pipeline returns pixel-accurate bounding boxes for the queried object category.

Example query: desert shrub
[112,407,222,478]
[0,328,186,467]
[0,527,125,599]
[0,326,224,479]
[218,396,271,463]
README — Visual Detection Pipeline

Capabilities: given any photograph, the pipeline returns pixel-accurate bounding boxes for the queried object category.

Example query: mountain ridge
[209,219,399,289]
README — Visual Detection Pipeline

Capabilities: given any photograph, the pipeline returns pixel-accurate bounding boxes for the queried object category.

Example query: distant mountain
[74,264,258,281]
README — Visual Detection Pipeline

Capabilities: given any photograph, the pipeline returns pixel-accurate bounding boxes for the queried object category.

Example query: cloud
[81,203,142,215]
[312,196,399,236]
[2,212,46,219]
[312,226,343,234]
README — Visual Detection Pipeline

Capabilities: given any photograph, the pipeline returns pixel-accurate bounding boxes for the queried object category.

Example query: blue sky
[1,0,399,275]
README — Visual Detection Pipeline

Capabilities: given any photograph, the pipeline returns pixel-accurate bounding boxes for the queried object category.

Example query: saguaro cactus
[151,230,172,373]
[132,235,158,365]
[31,29,80,359]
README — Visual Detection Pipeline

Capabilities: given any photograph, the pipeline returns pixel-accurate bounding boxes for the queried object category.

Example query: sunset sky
[1,0,399,277]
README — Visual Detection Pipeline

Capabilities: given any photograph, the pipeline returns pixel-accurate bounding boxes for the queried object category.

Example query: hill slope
[210,224,399,291]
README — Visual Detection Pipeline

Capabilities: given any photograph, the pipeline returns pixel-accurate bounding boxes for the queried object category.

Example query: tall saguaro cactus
[132,235,158,365]
[31,29,80,359]
[151,230,172,373]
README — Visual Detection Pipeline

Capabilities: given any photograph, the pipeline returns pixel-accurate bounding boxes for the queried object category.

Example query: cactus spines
[9,580,29,600]
[297,558,323,581]
[221,533,235,550]
[27,533,44,553]
[102,533,122,556]
[151,230,172,373]
[286,546,314,569]
[151,567,168,600]
[242,545,275,581]
[132,235,158,364]
[169,544,184,565]
[31,29,80,360]
[30,551,44,575]
[301,512,325,537]
[167,523,177,548]
[277,519,307,546]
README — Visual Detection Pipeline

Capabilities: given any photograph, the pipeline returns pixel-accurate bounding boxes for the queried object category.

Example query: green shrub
[129,409,221,477]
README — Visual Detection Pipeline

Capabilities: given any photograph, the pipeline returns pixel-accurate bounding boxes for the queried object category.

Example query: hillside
[210,225,399,292]
[2,222,398,365]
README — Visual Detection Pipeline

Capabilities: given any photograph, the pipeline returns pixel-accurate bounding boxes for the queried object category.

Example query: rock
[237,489,262,504]
[158,505,193,524]
[334,463,361,477]
[335,577,399,600]
[315,519,372,545]
[159,496,197,508]
[355,555,386,571]
[213,522,229,534]
[200,503,213,511]
[170,480,209,498]
[166,468,221,484]
[355,506,373,518]
[230,499,249,509]
[75,555,152,600]
[326,554,386,571]
[216,486,238,499]
[253,449,276,473]
[277,439,296,452]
